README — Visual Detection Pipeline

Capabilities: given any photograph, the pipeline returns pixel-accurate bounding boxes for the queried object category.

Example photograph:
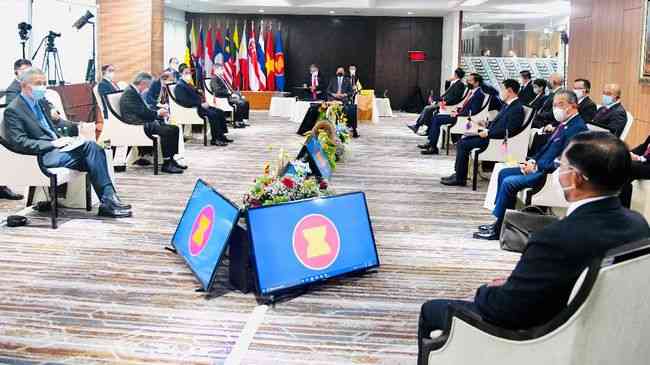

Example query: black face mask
[337,72,344,77]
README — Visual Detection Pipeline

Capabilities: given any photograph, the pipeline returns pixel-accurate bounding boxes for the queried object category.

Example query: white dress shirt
[567,195,615,216]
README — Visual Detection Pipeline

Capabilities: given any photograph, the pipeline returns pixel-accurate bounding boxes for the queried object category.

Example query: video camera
[18,22,31,41]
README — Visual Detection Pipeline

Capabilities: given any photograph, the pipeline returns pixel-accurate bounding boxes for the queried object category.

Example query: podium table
[375,98,393,117]
[269,97,296,118]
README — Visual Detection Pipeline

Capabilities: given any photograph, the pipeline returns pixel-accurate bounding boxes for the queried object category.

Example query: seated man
[327,65,359,138]
[5,59,32,105]
[531,73,563,128]
[528,78,548,111]
[476,89,588,240]
[97,64,121,119]
[210,64,249,127]
[574,78,597,123]
[517,70,535,106]
[120,72,184,174]
[2,68,131,217]
[440,79,525,187]
[418,131,650,365]
[305,64,325,101]
[175,64,231,146]
[420,73,486,155]
[620,134,650,208]
[408,68,467,134]
[145,71,173,107]
[590,83,627,138]
[164,57,181,81]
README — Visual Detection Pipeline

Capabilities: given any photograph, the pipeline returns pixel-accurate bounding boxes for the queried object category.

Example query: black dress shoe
[233,122,245,129]
[0,186,23,200]
[161,161,184,174]
[473,230,500,240]
[103,194,132,210]
[134,158,152,166]
[440,179,466,187]
[441,174,457,182]
[420,147,439,155]
[222,137,234,143]
[418,143,431,149]
[478,223,497,232]
[211,140,228,147]
[407,124,419,134]
[98,204,133,218]
[172,159,188,170]
[352,130,360,138]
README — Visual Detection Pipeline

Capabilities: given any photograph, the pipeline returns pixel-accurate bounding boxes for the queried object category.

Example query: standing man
[349,64,362,97]
[327,66,359,138]
[210,64,249,127]
[518,70,535,106]
[305,64,325,101]
[573,78,597,123]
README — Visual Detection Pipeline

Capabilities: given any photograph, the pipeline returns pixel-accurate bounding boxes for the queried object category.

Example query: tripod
[32,35,65,86]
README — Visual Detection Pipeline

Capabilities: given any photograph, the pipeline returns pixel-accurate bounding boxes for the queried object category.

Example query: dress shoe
[441,174,457,182]
[352,130,360,138]
[134,158,152,166]
[211,140,228,147]
[418,143,431,149]
[98,203,132,218]
[104,194,132,210]
[440,179,466,187]
[473,230,500,241]
[0,186,23,200]
[407,124,419,134]
[420,147,439,155]
[478,222,497,232]
[173,158,188,170]
[222,136,234,143]
[233,122,246,129]
[417,129,429,136]
[161,161,184,174]
[114,165,127,173]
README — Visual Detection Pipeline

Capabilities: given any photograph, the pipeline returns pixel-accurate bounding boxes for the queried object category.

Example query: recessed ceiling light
[461,0,489,6]
[329,10,336,14]
[407,11,415,15]
[259,9,265,13]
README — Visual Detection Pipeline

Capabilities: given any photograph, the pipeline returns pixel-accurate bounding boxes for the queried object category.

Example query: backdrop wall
[186,13,443,108]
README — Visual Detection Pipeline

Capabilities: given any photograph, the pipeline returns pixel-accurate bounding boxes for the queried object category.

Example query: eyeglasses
[553,158,590,180]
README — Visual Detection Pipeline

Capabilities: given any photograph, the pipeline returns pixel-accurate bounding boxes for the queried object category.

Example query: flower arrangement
[242,151,330,209]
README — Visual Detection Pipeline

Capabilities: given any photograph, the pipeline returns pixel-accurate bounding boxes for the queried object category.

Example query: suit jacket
[98,78,120,118]
[487,99,525,139]
[518,81,536,106]
[456,88,486,117]
[529,93,547,112]
[326,76,353,102]
[481,84,504,111]
[210,76,232,98]
[174,79,203,108]
[533,89,558,127]
[632,135,650,157]
[578,96,597,123]
[533,114,588,173]
[145,79,162,107]
[590,103,627,137]
[119,85,159,126]
[164,67,181,81]
[4,79,21,105]
[475,197,650,329]
[306,73,325,100]
[442,79,467,106]
[1,95,60,155]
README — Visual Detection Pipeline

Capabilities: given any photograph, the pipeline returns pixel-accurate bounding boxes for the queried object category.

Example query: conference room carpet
[0,112,519,364]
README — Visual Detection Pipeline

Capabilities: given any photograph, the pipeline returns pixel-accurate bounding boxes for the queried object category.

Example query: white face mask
[182,74,192,83]
[350,69,356,75]
[574,89,584,99]
[105,72,114,81]
[554,169,576,202]
[553,107,567,122]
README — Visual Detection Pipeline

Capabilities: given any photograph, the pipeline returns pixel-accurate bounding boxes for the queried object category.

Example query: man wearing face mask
[120,72,184,174]
[589,83,628,138]
[474,89,588,240]
[210,64,250,126]
[441,79,524,187]
[305,64,324,101]
[532,73,563,128]
[349,64,362,96]
[573,78,596,123]
[165,57,181,82]
[327,66,359,138]
[174,63,231,146]
[418,132,649,365]
[2,68,132,217]
[97,64,121,119]
[518,70,535,106]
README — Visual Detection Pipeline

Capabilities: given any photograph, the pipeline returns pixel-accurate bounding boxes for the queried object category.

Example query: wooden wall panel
[98,0,164,83]
[569,0,650,146]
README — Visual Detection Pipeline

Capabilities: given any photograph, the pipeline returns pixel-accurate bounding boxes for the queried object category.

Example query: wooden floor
[0,112,519,364]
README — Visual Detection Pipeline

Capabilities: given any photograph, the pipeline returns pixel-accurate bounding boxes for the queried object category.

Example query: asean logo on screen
[189,205,215,256]
[292,214,341,270]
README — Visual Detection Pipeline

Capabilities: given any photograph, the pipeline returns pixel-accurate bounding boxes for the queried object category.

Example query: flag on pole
[265,24,276,91]
[232,23,240,89]
[248,21,261,91]
[215,27,224,66]
[237,21,249,91]
[190,21,198,58]
[224,27,235,87]
[205,26,214,77]
[256,21,267,91]
[274,30,285,91]
[194,24,205,87]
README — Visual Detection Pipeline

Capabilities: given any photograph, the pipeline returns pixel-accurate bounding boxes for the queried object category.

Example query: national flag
[224,27,235,88]
[265,25,276,91]
[248,21,261,91]
[274,30,285,91]
[237,21,249,91]
[184,34,195,86]
[214,28,224,66]
[256,21,267,91]
[205,26,214,77]
[190,21,198,58]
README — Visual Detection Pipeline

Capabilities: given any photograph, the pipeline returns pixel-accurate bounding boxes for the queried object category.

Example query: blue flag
[274,30,285,91]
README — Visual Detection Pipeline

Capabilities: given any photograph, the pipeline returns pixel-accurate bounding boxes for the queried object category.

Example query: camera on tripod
[18,22,31,41]
[48,31,62,40]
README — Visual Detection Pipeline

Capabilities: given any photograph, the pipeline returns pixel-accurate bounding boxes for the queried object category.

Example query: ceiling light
[407,11,415,15]
[259,9,265,13]
[329,10,336,14]
[461,0,489,6]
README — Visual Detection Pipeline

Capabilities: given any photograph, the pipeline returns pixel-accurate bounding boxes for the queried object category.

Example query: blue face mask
[602,94,615,106]
[32,85,47,100]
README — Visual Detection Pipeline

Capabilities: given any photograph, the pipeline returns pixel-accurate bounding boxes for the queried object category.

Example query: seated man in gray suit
[210,64,249,127]
[2,68,131,218]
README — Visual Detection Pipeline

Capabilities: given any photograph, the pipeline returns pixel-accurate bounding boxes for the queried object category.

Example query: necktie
[112,81,119,90]
[338,77,342,94]
[460,89,475,111]
[34,103,57,138]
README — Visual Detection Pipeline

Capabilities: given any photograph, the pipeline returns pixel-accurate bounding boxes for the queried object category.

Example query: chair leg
[446,130,451,156]
[472,152,479,191]
[203,119,208,146]
[27,186,36,207]
[153,138,159,176]
[50,176,58,229]
[85,174,92,212]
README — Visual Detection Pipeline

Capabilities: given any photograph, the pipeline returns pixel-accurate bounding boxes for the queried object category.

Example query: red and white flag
[237,21,249,91]
[248,21,265,91]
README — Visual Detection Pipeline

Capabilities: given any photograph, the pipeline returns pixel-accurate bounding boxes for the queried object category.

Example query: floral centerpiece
[242,149,330,209]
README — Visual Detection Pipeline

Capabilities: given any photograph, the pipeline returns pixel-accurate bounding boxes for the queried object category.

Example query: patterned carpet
[0,112,519,364]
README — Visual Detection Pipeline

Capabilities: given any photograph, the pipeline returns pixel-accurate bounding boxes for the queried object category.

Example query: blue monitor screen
[171,180,240,291]
[247,192,379,295]
[305,136,332,180]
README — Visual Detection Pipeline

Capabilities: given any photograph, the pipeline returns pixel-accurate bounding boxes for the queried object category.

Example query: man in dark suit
[119,72,184,174]
[528,78,548,111]
[305,64,325,101]
[164,57,181,82]
[145,71,173,107]
[418,131,650,365]
[476,89,589,240]
[518,70,535,105]
[175,64,231,146]
[532,73,563,128]
[2,68,131,217]
[327,66,359,138]
[408,68,467,134]
[97,64,121,119]
[573,78,597,123]
[349,64,362,97]
[421,73,486,155]
[590,83,628,138]
[210,64,249,125]
[620,135,650,207]
[440,79,525,187]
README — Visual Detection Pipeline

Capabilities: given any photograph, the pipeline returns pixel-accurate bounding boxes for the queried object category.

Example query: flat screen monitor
[247,192,379,296]
[171,179,240,291]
